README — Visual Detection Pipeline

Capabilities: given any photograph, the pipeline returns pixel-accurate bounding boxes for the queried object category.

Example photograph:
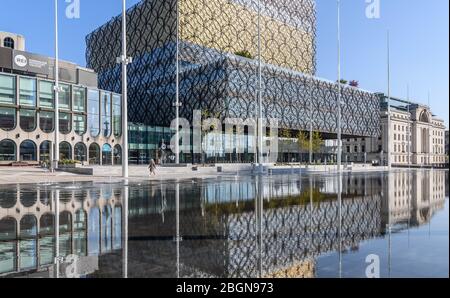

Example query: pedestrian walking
[148,159,157,176]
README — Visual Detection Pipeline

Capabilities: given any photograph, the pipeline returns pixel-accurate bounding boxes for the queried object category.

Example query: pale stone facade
[343,99,447,167]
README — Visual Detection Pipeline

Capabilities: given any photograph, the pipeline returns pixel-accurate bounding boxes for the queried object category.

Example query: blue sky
[0,0,448,126]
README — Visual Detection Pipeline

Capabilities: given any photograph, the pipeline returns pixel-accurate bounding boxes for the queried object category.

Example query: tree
[297,131,309,153]
[311,131,324,154]
[235,50,254,59]
[338,79,348,85]
[297,131,324,163]
[279,128,292,139]
[349,80,359,88]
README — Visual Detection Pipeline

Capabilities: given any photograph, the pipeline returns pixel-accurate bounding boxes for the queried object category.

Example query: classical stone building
[0,32,124,166]
[343,95,447,167]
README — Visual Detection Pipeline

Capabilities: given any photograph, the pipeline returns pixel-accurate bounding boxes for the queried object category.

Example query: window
[0,139,16,161]
[3,37,15,49]
[59,142,72,160]
[39,141,51,163]
[0,74,16,104]
[19,77,37,107]
[39,81,54,108]
[354,146,358,153]
[57,84,71,110]
[89,143,100,165]
[114,145,122,165]
[88,90,100,137]
[39,111,54,133]
[112,94,122,137]
[346,146,350,153]
[74,114,86,136]
[59,112,71,134]
[101,92,112,138]
[74,143,87,162]
[362,146,366,153]
[73,86,86,112]
[0,107,16,130]
[19,109,36,132]
[20,140,37,161]
[102,144,112,165]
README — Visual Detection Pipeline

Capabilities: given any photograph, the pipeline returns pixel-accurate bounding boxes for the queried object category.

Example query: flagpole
[387,30,392,170]
[257,0,263,172]
[175,0,180,164]
[337,0,342,172]
[120,0,130,178]
[54,0,60,171]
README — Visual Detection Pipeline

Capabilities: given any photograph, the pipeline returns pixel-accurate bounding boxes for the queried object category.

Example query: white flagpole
[387,31,392,170]
[257,0,263,171]
[175,0,180,164]
[337,0,342,172]
[121,0,130,178]
[54,0,60,171]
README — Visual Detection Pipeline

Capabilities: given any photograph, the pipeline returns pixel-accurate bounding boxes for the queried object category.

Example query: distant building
[445,130,449,161]
[0,31,25,51]
[0,32,123,166]
[343,94,447,167]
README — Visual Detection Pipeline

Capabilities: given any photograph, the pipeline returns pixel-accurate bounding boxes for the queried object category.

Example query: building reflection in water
[0,170,447,278]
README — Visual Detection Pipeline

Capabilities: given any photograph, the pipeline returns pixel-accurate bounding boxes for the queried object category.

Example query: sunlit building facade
[0,32,123,166]
[86,0,381,164]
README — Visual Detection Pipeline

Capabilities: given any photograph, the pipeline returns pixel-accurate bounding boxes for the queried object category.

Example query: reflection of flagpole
[54,189,60,278]
[175,0,181,164]
[338,172,343,278]
[176,182,181,278]
[122,186,129,278]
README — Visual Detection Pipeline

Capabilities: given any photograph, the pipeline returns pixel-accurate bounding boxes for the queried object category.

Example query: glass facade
[88,89,100,137]
[0,107,15,131]
[39,81,54,108]
[19,77,36,107]
[39,111,54,133]
[59,84,71,110]
[101,92,111,138]
[1,72,122,165]
[0,74,16,105]
[19,109,36,132]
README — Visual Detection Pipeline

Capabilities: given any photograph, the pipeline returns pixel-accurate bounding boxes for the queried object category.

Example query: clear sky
[0,0,448,127]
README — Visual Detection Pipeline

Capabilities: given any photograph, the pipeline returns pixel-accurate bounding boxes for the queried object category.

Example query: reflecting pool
[0,170,448,278]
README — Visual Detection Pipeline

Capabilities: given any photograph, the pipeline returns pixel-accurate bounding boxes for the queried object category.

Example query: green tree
[297,131,309,153]
[311,131,324,154]
[235,50,254,59]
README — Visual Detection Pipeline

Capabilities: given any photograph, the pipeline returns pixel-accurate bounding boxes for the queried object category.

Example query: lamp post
[117,0,132,178]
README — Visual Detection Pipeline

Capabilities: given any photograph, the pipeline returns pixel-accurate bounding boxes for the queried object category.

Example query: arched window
[59,112,72,134]
[3,37,15,49]
[74,142,87,163]
[39,141,51,163]
[101,92,112,138]
[88,89,100,137]
[19,109,37,132]
[0,139,16,161]
[39,111,54,133]
[19,188,37,208]
[19,215,38,270]
[20,140,37,161]
[0,217,17,274]
[419,111,430,123]
[112,94,122,137]
[101,205,112,253]
[39,214,55,266]
[113,145,122,165]
[102,144,112,165]
[0,107,16,131]
[59,142,72,160]
[0,188,17,209]
[89,143,100,165]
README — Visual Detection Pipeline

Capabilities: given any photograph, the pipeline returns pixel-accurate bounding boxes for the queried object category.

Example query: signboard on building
[12,50,50,75]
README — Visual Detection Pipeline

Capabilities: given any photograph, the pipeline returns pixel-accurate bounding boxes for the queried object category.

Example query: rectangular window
[59,84,71,110]
[101,92,112,137]
[88,89,100,137]
[39,81,54,108]
[0,74,16,105]
[19,77,37,106]
[73,86,86,112]
[74,114,86,135]
[112,94,122,137]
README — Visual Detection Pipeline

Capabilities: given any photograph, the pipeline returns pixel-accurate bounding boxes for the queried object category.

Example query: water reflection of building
[0,171,447,278]
[0,184,123,277]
